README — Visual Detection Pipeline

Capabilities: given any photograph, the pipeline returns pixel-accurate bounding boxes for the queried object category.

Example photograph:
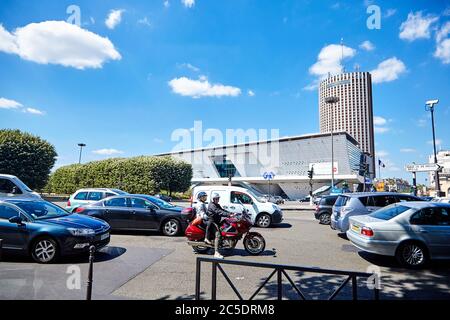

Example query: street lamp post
[425,99,440,195]
[325,96,340,189]
[78,143,86,164]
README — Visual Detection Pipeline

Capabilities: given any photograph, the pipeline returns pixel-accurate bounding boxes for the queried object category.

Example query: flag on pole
[378,159,386,168]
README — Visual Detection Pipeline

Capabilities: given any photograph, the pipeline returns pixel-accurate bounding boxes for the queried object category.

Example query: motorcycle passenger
[194,191,208,227]
[206,193,232,259]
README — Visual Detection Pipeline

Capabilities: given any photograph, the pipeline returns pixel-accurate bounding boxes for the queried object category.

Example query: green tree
[0,129,57,190]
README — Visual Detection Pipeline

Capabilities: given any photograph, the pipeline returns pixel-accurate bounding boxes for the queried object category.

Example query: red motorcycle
[182,207,266,255]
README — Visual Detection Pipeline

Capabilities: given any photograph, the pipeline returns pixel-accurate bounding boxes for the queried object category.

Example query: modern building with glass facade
[157,132,373,199]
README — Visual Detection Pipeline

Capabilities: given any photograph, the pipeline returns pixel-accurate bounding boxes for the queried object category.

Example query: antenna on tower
[340,37,345,73]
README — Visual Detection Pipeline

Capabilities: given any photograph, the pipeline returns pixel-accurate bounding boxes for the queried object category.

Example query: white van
[0,174,41,200]
[192,185,283,228]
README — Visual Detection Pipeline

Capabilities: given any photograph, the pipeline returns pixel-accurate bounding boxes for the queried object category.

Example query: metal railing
[195,257,379,300]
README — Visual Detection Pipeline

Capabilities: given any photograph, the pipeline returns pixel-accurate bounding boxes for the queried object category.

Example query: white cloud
[309,44,356,79]
[0,97,44,115]
[359,40,375,51]
[385,9,397,18]
[399,11,438,41]
[434,22,450,64]
[400,148,416,153]
[182,0,195,8]
[164,1,170,8]
[137,17,151,27]
[178,62,200,72]
[377,150,389,157]
[374,127,390,134]
[92,148,124,155]
[373,116,387,126]
[247,90,255,97]
[370,57,406,84]
[428,139,443,146]
[105,9,125,30]
[0,21,121,69]
[24,107,44,115]
[168,76,241,98]
[0,97,22,109]
[417,118,428,127]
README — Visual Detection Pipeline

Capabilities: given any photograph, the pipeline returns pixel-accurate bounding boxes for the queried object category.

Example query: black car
[155,194,172,202]
[0,199,110,263]
[314,195,339,225]
[75,195,187,236]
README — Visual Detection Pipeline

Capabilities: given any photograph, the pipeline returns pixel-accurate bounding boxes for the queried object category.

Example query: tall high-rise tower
[319,71,375,162]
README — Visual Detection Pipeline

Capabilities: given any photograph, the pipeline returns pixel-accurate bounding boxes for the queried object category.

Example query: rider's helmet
[197,191,207,199]
[212,192,220,200]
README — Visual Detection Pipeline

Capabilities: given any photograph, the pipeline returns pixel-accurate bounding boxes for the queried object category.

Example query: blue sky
[0,0,449,184]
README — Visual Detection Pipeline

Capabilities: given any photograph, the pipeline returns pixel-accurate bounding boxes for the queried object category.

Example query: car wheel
[162,219,180,236]
[319,213,331,225]
[255,213,271,228]
[31,237,59,263]
[396,242,428,268]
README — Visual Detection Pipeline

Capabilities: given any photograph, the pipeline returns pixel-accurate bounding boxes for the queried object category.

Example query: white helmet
[212,192,220,199]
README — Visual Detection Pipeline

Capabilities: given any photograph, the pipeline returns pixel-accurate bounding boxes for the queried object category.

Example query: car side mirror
[9,216,24,225]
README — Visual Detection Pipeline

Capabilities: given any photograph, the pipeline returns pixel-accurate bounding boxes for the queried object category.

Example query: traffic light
[308,168,314,179]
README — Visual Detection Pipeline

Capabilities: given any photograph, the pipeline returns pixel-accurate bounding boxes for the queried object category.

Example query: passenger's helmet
[212,192,220,199]
[197,191,207,199]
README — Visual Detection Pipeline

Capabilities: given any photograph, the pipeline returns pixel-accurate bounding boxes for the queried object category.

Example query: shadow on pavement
[0,246,126,265]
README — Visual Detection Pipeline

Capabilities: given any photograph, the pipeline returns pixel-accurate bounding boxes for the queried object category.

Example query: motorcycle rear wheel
[243,235,266,255]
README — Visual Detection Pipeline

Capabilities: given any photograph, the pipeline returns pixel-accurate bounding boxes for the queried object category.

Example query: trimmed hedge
[0,129,57,190]
[45,156,192,195]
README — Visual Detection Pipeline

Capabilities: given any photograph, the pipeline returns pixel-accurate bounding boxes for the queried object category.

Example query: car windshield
[144,196,175,209]
[13,201,70,220]
[245,189,266,202]
[370,204,411,220]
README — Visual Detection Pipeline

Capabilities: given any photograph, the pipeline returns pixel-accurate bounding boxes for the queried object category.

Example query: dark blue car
[0,199,110,263]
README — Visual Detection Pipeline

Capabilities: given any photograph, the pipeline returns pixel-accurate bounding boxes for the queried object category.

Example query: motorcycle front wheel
[243,234,266,255]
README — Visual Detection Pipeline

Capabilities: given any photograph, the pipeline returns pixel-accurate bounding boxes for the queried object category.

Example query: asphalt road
[1,210,449,300]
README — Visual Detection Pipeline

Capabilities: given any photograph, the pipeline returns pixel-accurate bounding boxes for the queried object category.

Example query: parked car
[262,194,285,205]
[314,195,339,225]
[0,199,110,263]
[75,195,187,236]
[419,196,434,202]
[330,192,422,233]
[192,185,283,228]
[155,194,172,202]
[66,188,128,213]
[432,197,450,204]
[347,202,450,268]
[0,174,41,200]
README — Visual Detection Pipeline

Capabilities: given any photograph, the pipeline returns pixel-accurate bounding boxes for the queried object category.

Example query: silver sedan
[347,202,450,268]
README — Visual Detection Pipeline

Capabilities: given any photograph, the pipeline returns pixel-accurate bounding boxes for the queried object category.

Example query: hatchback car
[75,195,187,236]
[314,195,338,225]
[330,192,421,233]
[0,199,110,263]
[347,202,450,268]
[66,188,128,212]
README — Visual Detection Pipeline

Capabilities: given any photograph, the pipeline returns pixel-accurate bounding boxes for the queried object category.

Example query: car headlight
[68,228,95,236]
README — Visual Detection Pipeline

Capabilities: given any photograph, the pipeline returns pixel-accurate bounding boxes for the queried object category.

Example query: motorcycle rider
[206,192,232,259]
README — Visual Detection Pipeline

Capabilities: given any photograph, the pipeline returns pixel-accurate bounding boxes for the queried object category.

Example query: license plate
[351,224,360,233]
[100,233,110,240]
